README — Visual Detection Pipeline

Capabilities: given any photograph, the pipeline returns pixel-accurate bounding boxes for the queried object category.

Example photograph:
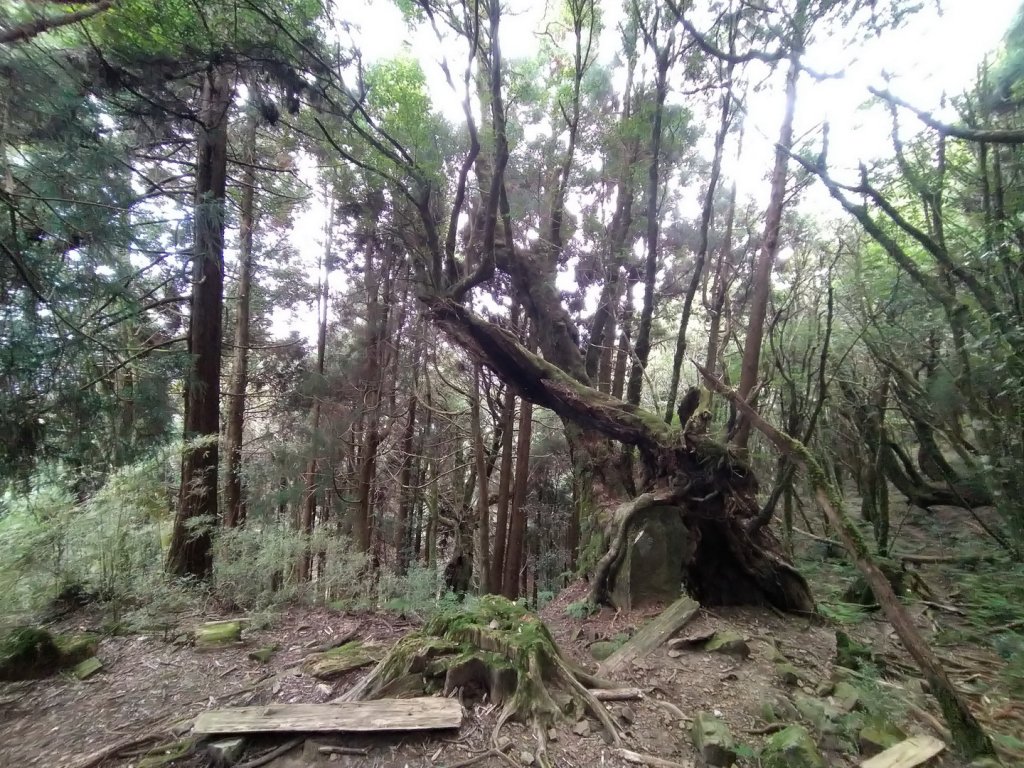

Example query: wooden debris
[860,735,945,768]
[589,687,643,701]
[72,656,103,680]
[617,747,695,767]
[193,696,463,736]
[599,595,700,676]
[300,640,384,680]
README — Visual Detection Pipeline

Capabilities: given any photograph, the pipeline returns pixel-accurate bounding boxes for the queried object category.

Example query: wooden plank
[599,595,700,676]
[860,734,945,768]
[193,697,463,736]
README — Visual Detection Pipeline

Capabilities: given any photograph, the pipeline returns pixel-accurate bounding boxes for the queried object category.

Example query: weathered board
[599,595,700,676]
[193,697,463,736]
[860,734,945,768]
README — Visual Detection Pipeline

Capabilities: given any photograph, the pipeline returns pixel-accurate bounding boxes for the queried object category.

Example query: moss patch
[0,627,98,681]
[301,641,385,680]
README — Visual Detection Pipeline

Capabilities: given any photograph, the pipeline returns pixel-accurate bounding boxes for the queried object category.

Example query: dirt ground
[1,510,1021,768]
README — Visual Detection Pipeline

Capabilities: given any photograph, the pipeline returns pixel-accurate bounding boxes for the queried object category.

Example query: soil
[1,509,1021,768]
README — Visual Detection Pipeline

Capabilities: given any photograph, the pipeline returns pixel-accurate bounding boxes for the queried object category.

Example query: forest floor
[1,504,1023,768]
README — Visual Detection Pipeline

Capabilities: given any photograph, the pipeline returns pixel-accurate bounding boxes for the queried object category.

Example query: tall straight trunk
[664,64,733,422]
[626,51,671,407]
[489,387,516,591]
[703,181,737,384]
[501,396,533,599]
[472,364,491,593]
[298,195,334,579]
[168,65,230,578]
[395,326,424,573]
[224,108,258,529]
[354,249,388,555]
[732,48,802,449]
[612,270,637,400]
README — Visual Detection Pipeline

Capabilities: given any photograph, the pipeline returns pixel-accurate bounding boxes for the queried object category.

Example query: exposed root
[340,596,622,747]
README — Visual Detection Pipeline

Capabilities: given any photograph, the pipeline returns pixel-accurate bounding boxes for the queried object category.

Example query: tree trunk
[396,325,424,574]
[665,57,734,423]
[732,48,802,450]
[298,194,334,579]
[501,394,533,599]
[472,364,491,593]
[167,65,230,578]
[223,108,258,529]
[489,387,516,591]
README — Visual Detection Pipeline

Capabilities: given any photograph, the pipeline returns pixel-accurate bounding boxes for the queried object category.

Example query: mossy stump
[0,627,98,681]
[339,596,623,766]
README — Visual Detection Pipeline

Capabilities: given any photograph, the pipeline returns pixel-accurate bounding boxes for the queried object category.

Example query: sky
[274,0,1021,340]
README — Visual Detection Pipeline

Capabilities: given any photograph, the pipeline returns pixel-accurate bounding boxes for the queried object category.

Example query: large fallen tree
[425,298,815,612]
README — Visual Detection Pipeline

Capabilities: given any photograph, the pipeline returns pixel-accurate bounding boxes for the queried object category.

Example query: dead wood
[598,596,700,677]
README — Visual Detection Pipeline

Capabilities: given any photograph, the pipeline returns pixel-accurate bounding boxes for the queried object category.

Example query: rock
[704,630,749,658]
[206,737,245,767]
[519,750,535,765]
[814,681,834,697]
[858,719,906,757]
[247,646,277,663]
[775,662,802,686]
[760,695,799,723]
[72,656,103,680]
[760,725,825,768]
[617,705,636,724]
[843,560,906,607]
[610,505,691,610]
[831,681,861,712]
[762,640,787,663]
[572,719,592,737]
[691,711,737,766]
[194,621,242,649]
[547,728,558,742]
[590,641,620,661]
[301,641,384,680]
[794,693,842,734]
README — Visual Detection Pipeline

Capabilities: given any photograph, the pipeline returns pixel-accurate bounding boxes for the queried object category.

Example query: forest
[1,0,1024,766]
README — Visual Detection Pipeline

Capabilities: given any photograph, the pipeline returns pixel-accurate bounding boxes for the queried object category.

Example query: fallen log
[698,362,995,760]
[598,595,700,677]
[193,697,463,736]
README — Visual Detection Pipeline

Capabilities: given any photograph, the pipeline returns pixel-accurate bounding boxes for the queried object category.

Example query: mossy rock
[760,725,825,768]
[247,646,278,664]
[760,695,799,723]
[794,693,842,734]
[691,711,736,766]
[831,681,862,712]
[835,631,874,670]
[858,718,906,757]
[301,641,385,680]
[704,630,749,658]
[137,738,198,767]
[72,657,103,680]
[775,662,803,686]
[589,641,620,661]
[0,627,98,681]
[194,621,243,649]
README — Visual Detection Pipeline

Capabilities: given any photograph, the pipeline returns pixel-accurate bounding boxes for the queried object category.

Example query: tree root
[339,596,623,754]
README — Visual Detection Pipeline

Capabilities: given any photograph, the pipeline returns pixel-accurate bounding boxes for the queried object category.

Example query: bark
[702,367,995,759]
[167,66,230,578]
[472,364,491,593]
[732,44,803,450]
[489,386,516,591]
[223,110,258,529]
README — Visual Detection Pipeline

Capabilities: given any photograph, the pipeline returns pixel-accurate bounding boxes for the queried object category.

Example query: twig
[318,745,369,756]
[589,687,643,701]
[65,734,161,768]
[616,748,691,767]
[235,738,302,768]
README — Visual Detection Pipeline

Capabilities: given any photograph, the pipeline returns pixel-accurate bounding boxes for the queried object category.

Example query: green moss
[760,725,825,768]
[302,641,384,680]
